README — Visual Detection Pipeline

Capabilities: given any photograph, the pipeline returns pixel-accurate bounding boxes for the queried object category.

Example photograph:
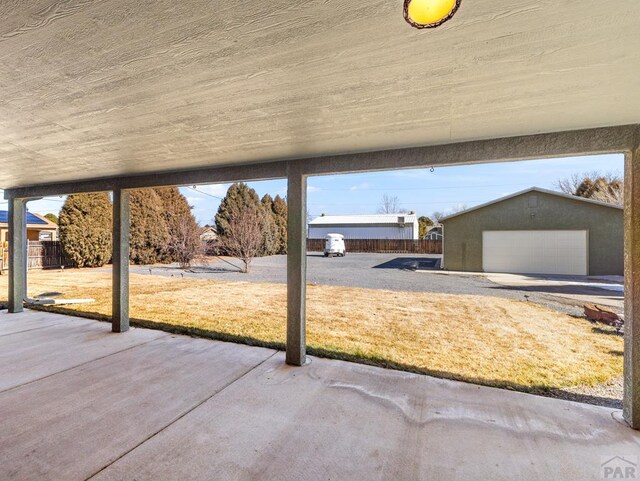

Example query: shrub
[129,189,170,265]
[59,193,112,267]
[155,187,202,266]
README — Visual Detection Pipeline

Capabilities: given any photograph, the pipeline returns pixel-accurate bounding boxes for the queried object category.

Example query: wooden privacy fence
[28,241,73,269]
[306,238,442,254]
[1,241,73,273]
[0,242,7,273]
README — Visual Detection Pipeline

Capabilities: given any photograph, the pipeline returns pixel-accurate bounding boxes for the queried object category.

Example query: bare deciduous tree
[431,211,445,222]
[432,204,467,222]
[555,171,623,206]
[556,172,586,195]
[378,194,407,214]
[218,208,265,273]
[450,204,468,214]
[167,215,204,268]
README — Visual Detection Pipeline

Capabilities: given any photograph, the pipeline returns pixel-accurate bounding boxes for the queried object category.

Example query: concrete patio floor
[0,310,638,481]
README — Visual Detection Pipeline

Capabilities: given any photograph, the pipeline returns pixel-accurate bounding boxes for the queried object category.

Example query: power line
[187,186,224,200]
[313,182,535,192]
[308,200,489,206]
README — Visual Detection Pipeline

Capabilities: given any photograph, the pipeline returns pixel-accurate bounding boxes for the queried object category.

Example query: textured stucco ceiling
[0,0,639,189]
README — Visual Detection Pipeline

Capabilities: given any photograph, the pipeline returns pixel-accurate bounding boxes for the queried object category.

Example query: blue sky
[2,153,624,224]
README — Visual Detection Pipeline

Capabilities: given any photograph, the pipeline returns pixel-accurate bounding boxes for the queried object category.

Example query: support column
[112,189,130,333]
[286,162,307,366]
[8,198,26,313]
[624,146,640,429]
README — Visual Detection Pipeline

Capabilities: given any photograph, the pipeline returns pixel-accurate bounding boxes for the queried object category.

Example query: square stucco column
[7,198,27,313]
[286,162,307,366]
[624,146,640,429]
[112,189,130,333]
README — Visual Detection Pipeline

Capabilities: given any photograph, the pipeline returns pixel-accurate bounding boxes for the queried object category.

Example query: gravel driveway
[128,253,620,317]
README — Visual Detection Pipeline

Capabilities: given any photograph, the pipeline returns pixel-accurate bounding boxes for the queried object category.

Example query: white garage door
[482,230,588,275]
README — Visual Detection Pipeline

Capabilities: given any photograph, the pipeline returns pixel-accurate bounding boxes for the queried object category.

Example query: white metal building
[308,214,418,240]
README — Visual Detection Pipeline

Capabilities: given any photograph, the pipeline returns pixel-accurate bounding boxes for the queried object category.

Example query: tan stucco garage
[440,188,623,276]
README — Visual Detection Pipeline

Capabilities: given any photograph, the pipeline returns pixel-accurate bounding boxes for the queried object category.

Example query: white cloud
[26,197,67,216]
[308,185,321,193]
[350,182,371,191]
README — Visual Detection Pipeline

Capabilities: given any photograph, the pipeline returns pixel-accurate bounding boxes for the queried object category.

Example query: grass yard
[0,268,623,393]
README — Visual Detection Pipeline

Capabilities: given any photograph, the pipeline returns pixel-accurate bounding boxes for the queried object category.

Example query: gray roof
[440,187,622,222]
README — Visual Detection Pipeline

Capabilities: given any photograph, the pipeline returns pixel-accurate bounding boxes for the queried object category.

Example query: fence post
[0,242,7,274]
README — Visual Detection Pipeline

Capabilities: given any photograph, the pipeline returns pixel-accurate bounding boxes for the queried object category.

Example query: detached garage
[440,187,623,276]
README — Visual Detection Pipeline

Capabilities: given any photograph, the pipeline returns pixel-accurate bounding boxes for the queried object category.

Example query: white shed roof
[309,214,417,226]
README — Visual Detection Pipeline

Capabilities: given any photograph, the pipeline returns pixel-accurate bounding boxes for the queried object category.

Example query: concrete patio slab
[0,314,275,480]
[0,308,77,336]
[0,314,167,392]
[94,356,640,481]
[1,310,638,481]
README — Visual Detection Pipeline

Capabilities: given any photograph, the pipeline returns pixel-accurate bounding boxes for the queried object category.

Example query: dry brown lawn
[0,268,623,392]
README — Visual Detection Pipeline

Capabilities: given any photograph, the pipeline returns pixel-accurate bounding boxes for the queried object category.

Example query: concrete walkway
[484,272,625,311]
[0,310,638,481]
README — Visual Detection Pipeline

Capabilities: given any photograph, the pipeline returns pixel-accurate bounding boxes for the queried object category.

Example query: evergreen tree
[215,183,262,238]
[154,187,202,266]
[44,213,58,224]
[129,189,170,265]
[260,194,279,256]
[272,195,288,254]
[58,193,112,268]
[418,216,434,239]
[216,183,280,258]
[575,177,623,205]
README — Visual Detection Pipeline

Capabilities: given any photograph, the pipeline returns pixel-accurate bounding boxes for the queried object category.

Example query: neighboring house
[0,211,58,243]
[199,227,218,242]
[425,224,443,241]
[440,187,623,276]
[200,226,218,255]
[308,213,419,240]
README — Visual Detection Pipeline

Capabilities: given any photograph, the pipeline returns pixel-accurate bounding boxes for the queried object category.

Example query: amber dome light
[404,0,461,29]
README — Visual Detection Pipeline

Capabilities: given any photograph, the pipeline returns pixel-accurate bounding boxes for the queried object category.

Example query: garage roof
[1,1,639,189]
[440,187,623,222]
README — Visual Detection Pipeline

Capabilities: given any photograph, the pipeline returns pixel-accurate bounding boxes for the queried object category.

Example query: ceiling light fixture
[404,0,461,29]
